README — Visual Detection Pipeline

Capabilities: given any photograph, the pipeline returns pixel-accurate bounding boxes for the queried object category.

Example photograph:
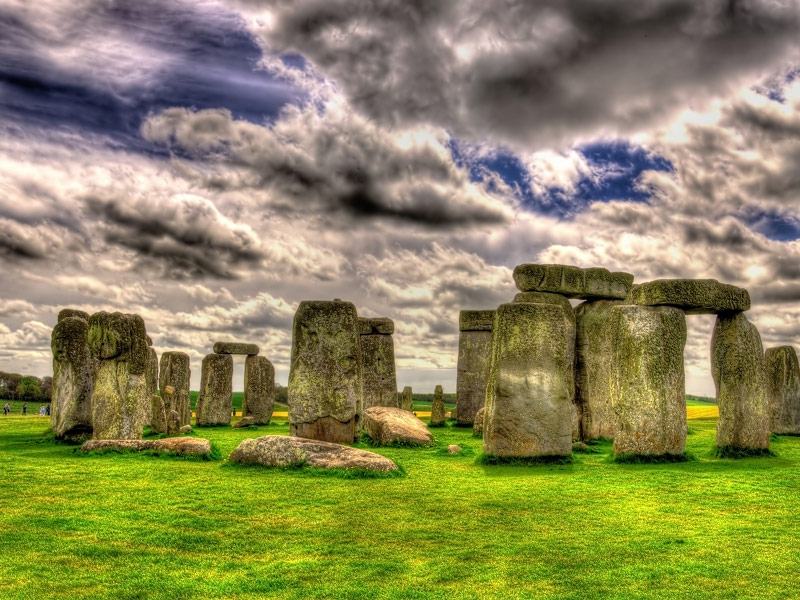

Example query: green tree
[16,376,42,401]
[0,372,22,400]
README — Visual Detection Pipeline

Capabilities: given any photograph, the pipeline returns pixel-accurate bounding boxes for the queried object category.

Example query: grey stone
[458,310,495,332]
[358,317,395,335]
[473,406,485,437]
[145,347,158,424]
[631,278,750,314]
[57,308,89,323]
[177,389,191,428]
[196,353,233,426]
[81,437,212,457]
[213,341,260,355]
[712,312,770,450]
[483,302,575,457]
[51,316,95,441]
[400,386,413,411]
[229,435,398,472]
[232,416,255,428]
[150,395,167,434]
[362,406,434,446]
[512,292,573,310]
[179,424,192,435]
[159,352,191,425]
[513,264,633,300]
[243,355,275,425]
[167,409,181,435]
[447,445,462,454]
[610,305,687,456]
[765,346,800,435]
[288,300,363,443]
[359,319,399,408]
[430,385,446,426]
[456,311,493,425]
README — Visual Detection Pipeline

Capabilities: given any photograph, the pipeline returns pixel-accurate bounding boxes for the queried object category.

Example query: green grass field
[1,406,798,600]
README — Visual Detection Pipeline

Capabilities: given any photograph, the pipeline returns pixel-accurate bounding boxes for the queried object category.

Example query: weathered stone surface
[196,353,233,426]
[513,264,633,300]
[179,424,192,434]
[360,322,399,409]
[456,313,493,425]
[459,310,495,332]
[473,406,485,436]
[288,300,363,443]
[400,386,413,411]
[484,302,575,457]
[51,316,95,441]
[430,385,446,426]
[150,395,167,434]
[229,435,399,472]
[447,445,461,454]
[167,409,181,435]
[572,441,589,452]
[512,292,572,310]
[712,313,770,450]
[243,355,275,425]
[177,389,191,427]
[362,406,434,446]
[574,300,624,441]
[81,437,212,456]
[631,279,750,314]
[765,346,800,435]
[232,416,255,428]
[159,352,191,425]
[358,317,395,335]
[213,341,260,355]
[449,405,457,421]
[145,347,158,424]
[610,305,687,456]
[88,312,150,440]
[57,308,89,323]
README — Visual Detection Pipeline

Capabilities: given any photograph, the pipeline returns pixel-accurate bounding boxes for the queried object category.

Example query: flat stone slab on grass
[513,264,633,300]
[81,437,212,456]
[362,406,434,446]
[213,342,260,355]
[630,279,750,314]
[232,416,255,428]
[229,435,398,472]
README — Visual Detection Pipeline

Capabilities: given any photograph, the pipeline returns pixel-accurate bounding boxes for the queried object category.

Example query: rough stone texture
[513,264,634,300]
[50,315,95,441]
[232,416,255,428]
[712,313,770,450]
[430,385,446,426]
[288,300,364,443]
[473,406,485,437]
[631,279,750,314]
[196,353,233,426]
[88,312,150,440]
[574,300,624,441]
[447,445,461,454]
[150,395,167,434]
[610,305,687,456]
[359,320,399,409]
[243,355,275,425]
[81,437,212,456]
[179,424,192,434]
[230,436,398,472]
[159,352,191,425]
[145,347,158,424]
[213,341,260,355]
[765,346,800,435]
[362,406,434,446]
[177,390,191,427]
[167,410,181,435]
[459,310,495,332]
[512,292,573,310]
[58,308,90,323]
[400,386,414,411]
[358,317,395,335]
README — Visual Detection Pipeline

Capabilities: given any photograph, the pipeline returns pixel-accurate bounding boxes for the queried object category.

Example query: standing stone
[765,346,800,435]
[145,347,158,425]
[150,395,167,434]
[88,312,150,440]
[483,302,575,458]
[167,410,181,435]
[400,386,413,411]
[574,300,623,441]
[359,317,399,408]
[159,351,191,425]
[609,305,687,457]
[430,385,446,427]
[243,355,275,425]
[288,300,363,443]
[51,314,95,440]
[196,354,233,426]
[177,389,191,426]
[712,312,770,451]
[456,310,494,426]
[473,406,485,436]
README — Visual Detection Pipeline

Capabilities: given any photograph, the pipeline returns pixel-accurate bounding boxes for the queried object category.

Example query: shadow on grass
[358,432,437,450]
[714,446,776,459]
[612,452,695,464]
[223,460,406,479]
[434,445,476,458]
[476,454,573,467]
[76,442,223,462]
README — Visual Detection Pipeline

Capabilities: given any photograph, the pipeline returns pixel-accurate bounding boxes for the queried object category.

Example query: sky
[1,0,800,395]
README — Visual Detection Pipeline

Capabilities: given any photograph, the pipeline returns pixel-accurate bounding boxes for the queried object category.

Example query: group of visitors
[2,402,50,416]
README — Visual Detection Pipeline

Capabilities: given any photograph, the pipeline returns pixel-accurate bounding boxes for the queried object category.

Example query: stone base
[291,417,357,444]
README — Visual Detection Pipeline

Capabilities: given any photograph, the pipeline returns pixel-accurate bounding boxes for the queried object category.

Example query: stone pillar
[609,305,687,457]
[88,312,150,440]
[765,346,800,435]
[483,302,575,458]
[243,355,275,425]
[50,312,94,441]
[430,385,446,426]
[288,300,363,443]
[456,310,494,426]
[400,386,413,411]
[150,395,167,434]
[159,351,191,425]
[712,312,770,451]
[359,317,398,409]
[196,354,233,426]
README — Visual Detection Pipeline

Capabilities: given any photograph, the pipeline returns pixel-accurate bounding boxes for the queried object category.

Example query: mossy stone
[456,328,492,425]
[473,406,485,437]
[458,310,495,332]
[87,311,149,375]
[243,355,275,425]
[765,346,800,435]
[159,351,191,425]
[57,308,89,323]
[150,394,167,434]
[512,292,572,310]
[50,316,94,440]
[400,386,413,411]
[631,279,750,314]
[430,385,446,426]
[196,353,233,426]
[213,341,260,355]
[358,317,395,335]
[513,264,633,300]
[91,361,149,440]
[360,329,398,408]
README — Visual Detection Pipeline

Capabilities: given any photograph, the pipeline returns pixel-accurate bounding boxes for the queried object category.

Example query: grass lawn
[1,409,798,599]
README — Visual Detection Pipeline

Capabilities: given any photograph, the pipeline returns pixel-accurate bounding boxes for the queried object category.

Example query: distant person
[21,403,27,415]
[232,407,236,417]
[39,405,45,416]
[45,404,50,416]
[3,403,9,416]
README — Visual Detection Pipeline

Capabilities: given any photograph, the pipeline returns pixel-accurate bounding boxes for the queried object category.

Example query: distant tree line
[0,371,52,403]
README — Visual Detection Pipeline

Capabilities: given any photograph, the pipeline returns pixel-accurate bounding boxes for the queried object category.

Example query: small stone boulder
[213,342,260,355]
[232,416,255,429]
[631,279,750,314]
[513,264,633,300]
[362,406,434,446]
[229,436,399,472]
[447,445,462,454]
[81,437,212,457]
[179,424,192,435]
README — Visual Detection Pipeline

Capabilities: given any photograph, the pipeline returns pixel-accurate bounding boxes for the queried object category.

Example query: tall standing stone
[88,312,150,440]
[51,314,95,440]
[400,386,413,411]
[288,300,364,443]
[159,351,191,425]
[456,310,494,426]
[430,385,446,427]
[712,312,770,451]
[196,354,233,426]
[145,347,157,425]
[243,355,275,425]
[483,302,575,458]
[150,394,167,434]
[359,317,398,409]
[765,346,800,435]
[609,305,687,457]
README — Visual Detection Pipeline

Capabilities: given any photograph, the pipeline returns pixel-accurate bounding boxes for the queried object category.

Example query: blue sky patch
[745,210,800,242]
